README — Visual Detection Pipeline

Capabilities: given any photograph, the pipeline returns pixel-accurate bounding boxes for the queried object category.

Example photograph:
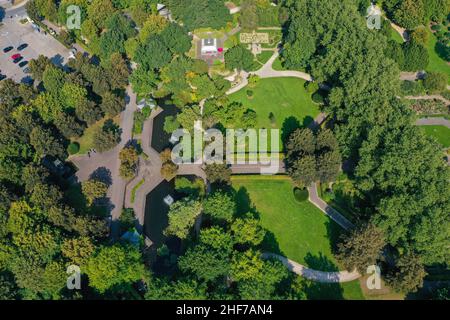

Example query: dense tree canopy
[282,0,450,269]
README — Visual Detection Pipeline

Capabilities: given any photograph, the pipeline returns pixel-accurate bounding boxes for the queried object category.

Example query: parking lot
[0,15,72,83]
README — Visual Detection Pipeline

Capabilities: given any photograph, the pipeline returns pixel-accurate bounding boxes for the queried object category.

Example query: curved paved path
[226,51,313,95]
[263,253,360,283]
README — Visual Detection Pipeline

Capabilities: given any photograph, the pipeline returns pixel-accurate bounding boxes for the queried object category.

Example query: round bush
[294,188,309,202]
[246,90,254,97]
[68,142,80,155]
[312,91,325,104]
[431,24,442,32]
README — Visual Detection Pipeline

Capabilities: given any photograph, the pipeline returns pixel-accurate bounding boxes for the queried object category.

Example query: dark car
[0,74,6,81]
[3,46,13,53]
[19,61,28,68]
[17,43,28,51]
[13,56,23,64]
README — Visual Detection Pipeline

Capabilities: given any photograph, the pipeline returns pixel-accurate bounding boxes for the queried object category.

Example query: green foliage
[174,177,205,198]
[205,163,232,185]
[286,128,341,187]
[145,278,207,300]
[203,191,236,222]
[166,0,232,30]
[92,120,121,152]
[386,252,427,294]
[392,0,426,29]
[85,244,146,293]
[336,224,385,274]
[99,13,136,58]
[225,44,255,72]
[293,188,308,202]
[231,215,265,246]
[119,146,139,180]
[163,115,180,134]
[164,198,202,239]
[423,71,447,93]
[81,179,108,205]
[402,42,429,71]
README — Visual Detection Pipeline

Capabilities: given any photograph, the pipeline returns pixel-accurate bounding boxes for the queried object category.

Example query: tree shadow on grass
[281,116,301,145]
[302,252,345,300]
[325,219,346,255]
[234,186,257,217]
[233,187,284,256]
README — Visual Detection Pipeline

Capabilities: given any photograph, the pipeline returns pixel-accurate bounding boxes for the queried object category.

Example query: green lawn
[421,125,450,148]
[425,28,450,84]
[272,56,287,71]
[231,175,364,300]
[72,117,119,155]
[228,77,320,129]
[390,27,404,44]
[232,176,342,269]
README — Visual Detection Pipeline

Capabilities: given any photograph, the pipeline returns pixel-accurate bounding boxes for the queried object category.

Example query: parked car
[17,43,28,51]
[13,56,23,64]
[11,53,21,60]
[0,74,6,81]
[23,67,31,74]
[19,61,28,68]
[3,46,13,53]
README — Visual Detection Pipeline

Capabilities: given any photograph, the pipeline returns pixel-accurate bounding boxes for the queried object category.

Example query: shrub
[246,90,254,98]
[305,81,319,94]
[423,72,447,93]
[431,24,442,32]
[67,142,80,155]
[294,188,309,202]
[312,91,325,104]
[402,42,429,71]
[248,75,260,87]
[410,26,429,46]
[400,80,425,96]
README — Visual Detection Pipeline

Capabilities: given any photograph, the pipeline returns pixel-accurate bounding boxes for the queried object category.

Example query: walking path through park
[71,86,137,238]
[307,183,355,231]
[262,253,360,283]
[389,21,409,42]
[226,50,313,95]
[416,117,450,128]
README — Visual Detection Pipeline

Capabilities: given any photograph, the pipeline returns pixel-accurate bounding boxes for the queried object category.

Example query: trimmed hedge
[294,187,309,202]
[68,142,80,155]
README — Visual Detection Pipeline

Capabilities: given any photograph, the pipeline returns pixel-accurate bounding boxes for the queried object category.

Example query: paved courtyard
[0,15,72,83]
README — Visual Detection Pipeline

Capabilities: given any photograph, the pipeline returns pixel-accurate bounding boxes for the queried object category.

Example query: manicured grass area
[390,27,404,44]
[232,175,342,269]
[255,51,274,65]
[304,280,365,300]
[425,28,450,84]
[272,56,287,71]
[228,77,320,129]
[231,175,364,300]
[421,125,450,148]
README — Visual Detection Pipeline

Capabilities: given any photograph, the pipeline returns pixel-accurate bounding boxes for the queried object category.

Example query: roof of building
[203,38,216,46]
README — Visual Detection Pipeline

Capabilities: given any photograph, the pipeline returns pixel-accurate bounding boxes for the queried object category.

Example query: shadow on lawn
[281,116,315,145]
[234,186,285,257]
[302,252,345,300]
